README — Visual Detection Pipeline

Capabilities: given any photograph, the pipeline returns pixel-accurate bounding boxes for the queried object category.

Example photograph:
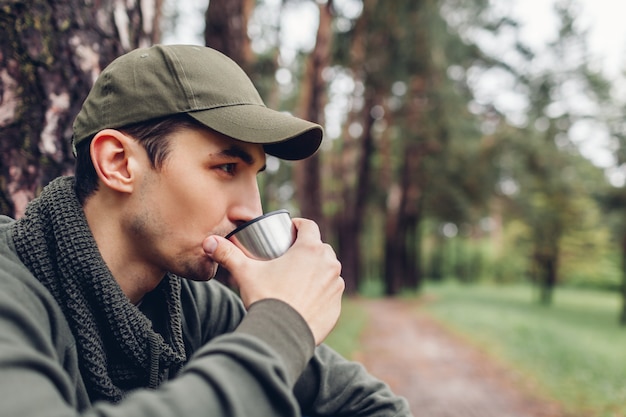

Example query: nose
[227,179,263,228]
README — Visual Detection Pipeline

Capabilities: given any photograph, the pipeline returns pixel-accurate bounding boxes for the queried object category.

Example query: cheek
[161,180,227,232]
[162,174,205,208]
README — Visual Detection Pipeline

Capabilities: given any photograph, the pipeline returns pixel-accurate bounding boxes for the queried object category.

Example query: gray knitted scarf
[10,176,186,403]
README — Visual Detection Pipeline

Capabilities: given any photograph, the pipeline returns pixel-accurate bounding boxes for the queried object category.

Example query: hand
[203,218,345,345]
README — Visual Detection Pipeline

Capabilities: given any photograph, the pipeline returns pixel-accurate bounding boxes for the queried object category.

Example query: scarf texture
[10,176,186,403]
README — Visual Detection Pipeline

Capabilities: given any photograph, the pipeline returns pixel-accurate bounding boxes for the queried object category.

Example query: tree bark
[0,0,161,218]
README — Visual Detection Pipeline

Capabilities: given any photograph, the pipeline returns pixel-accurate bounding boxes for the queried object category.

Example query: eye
[217,163,237,175]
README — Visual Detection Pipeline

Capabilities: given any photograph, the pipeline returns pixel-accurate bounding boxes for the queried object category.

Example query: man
[0,44,412,416]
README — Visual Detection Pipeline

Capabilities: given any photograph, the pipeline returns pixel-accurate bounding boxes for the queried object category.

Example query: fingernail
[204,236,218,255]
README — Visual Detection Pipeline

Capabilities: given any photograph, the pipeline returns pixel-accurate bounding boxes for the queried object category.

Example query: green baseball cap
[72,44,323,160]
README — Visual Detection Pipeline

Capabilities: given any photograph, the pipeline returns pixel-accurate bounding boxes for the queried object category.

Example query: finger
[291,218,321,241]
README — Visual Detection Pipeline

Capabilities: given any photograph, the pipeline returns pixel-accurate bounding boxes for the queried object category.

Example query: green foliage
[424,282,626,416]
[419,190,619,290]
[423,237,485,283]
[559,195,622,289]
[215,0,626,304]
[489,219,532,283]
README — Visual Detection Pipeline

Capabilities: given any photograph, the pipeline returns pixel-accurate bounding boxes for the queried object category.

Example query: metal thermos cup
[225,210,296,260]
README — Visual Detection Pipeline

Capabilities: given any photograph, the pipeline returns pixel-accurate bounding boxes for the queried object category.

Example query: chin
[173,258,218,282]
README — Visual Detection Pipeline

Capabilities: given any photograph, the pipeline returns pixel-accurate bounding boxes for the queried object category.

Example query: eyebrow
[218,145,267,172]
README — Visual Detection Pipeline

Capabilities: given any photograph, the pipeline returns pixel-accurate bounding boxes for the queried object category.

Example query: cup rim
[225,209,290,239]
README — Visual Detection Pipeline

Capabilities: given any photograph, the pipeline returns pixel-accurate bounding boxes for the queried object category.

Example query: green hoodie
[0,205,411,416]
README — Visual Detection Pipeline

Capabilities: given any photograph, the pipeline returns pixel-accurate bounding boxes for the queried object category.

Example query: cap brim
[188,105,323,160]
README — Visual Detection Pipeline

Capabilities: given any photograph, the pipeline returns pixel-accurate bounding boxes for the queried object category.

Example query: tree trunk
[400,143,424,290]
[294,1,333,237]
[383,183,403,295]
[383,75,430,294]
[0,0,161,218]
[535,248,558,305]
[404,210,422,289]
[338,96,377,294]
[619,231,626,325]
[384,143,423,295]
[204,0,254,73]
[330,3,370,294]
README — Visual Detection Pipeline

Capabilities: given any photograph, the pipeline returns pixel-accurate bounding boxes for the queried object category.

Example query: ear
[90,129,141,193]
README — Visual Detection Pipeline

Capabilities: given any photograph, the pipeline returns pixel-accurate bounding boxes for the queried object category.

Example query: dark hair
[74,114,207,204]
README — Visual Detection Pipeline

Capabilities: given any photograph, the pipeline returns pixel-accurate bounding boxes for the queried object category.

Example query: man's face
[124,126,266,281]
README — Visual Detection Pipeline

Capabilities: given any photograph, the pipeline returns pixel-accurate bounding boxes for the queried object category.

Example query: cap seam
[168,47,199,109]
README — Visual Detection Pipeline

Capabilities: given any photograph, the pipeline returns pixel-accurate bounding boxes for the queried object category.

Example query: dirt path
[353,298,572,417]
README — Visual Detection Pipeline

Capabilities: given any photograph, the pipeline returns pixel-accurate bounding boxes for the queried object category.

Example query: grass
[324,297,369,359]
[422,282,626,417]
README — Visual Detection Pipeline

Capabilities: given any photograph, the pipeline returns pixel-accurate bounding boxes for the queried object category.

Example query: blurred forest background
[2,0,626,323]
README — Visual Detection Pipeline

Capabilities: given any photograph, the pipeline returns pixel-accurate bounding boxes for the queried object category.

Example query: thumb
[203,235,247,273]
[202,235,244,268]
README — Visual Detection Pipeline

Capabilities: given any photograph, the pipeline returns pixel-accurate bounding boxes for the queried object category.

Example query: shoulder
[0,217,53,313]
[0,218,75,361]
